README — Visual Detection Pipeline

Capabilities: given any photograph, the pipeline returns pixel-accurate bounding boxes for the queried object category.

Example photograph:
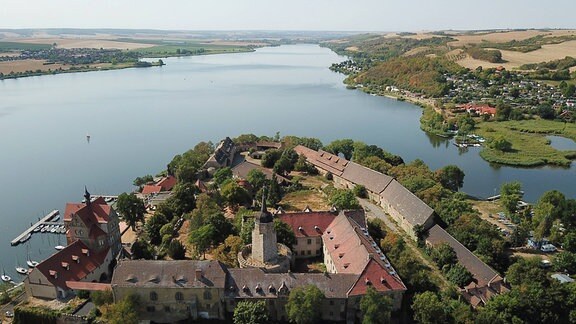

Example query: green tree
[353,185,368,198]
[329,189,361,210]
[274,219,296,248]
[103,294,140,324]
[212,235,243,267]
[554,251,576,273]
[491,136,512,152]
[167,239,186,260]
[190,224,215,259]
[261,149,282,168]
[233,300,269,324]
[412,291,448,324]
[213,167,233,185]
[221,181,251,207]
[116,193,146,231]
[360,286,392,324]
[145,213,168,245]
[435,165,465,191]
[246,169,267,192]
[131,239,154,260]
[563,232,576,253]
[324,139,355,160]
[500,181,522,215]
[133,175,153,188]
[285,285,324,324]
[445,264,473,287]
[170,182,197,215]
[430,243,457,269]
[91,289,114,306]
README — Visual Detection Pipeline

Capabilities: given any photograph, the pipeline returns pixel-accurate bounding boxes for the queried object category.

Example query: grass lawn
[131,41,254,57]
[279,189,329,212]
[476,119,576,167]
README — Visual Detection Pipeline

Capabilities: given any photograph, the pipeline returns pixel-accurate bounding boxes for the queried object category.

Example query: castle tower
[251,189,278,263]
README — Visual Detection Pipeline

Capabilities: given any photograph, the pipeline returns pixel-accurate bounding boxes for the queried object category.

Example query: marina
[10,210,61,246]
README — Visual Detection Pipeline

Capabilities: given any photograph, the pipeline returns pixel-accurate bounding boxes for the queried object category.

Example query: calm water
[0,44,575,280]
[548,135,576,150]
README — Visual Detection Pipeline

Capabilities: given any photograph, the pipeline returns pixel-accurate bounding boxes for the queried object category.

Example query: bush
[353,185,368,198]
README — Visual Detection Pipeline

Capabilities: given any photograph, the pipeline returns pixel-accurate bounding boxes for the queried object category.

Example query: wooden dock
[10,210,60,246]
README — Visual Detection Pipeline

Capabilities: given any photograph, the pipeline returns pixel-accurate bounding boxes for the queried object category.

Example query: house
[338,162,393,204]
[380,180,435,240]
[141,175,177,195]
[278,211,338,259]
[25,189,122,299]
[425,225,509,308]
[461,103,497,117]
[293,145,348,177]
[203,137,237,169]
[111,260,227,322]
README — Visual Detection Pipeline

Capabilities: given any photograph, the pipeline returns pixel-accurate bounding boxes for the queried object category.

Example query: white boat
[27,260,39,268]
[51,215,60,222]
[33,226,42,232]
[40,225,48,233]
[19,233,32,243]
[1,274,11,282]
[55,245,65,250]
[60,227,67,234]
[50,226,57,233]
[16,267,28,275]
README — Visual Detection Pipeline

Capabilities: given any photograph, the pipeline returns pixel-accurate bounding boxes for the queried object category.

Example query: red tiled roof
[156,176,177,191]
[34,240,109,290]
[65,281,111,291]
[142,185,163,195]
[278,212,337,238]
[64,197,112,224]
[348,258,406,296]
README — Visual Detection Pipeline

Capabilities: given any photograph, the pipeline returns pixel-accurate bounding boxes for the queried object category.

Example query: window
[316,237,321,244]
[164,306,171,313]
[316,249,320,255]
[307,238,312,245]
[203,290,212,300]
[146,306,155,312]
[294,240,298,245]
[150,291,158,301]
[307,250,311,255]
[175,292,183,301]
[329,300,334,306]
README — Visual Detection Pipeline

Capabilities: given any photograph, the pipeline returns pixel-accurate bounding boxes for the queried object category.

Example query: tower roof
[257,188,273,223]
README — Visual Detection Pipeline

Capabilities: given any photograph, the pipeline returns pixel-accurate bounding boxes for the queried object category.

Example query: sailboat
[1,267,11,282]
[26,244,39,268]
[15,267,28,275]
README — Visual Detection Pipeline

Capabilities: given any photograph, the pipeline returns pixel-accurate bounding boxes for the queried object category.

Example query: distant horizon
[2,0,575,32]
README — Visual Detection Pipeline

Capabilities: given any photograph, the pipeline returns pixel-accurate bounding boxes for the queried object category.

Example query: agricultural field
[0,41,52,51]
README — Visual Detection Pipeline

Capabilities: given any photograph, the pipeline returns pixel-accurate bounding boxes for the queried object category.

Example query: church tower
[251,189,278,263]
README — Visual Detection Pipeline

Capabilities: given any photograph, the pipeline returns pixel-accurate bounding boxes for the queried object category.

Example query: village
[3,134,573,324]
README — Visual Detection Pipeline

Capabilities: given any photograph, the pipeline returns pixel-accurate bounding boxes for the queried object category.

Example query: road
[0,288,25,323]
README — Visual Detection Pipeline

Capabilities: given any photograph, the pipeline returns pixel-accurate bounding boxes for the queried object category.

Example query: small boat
[50,226,57,233]
[16,267,28,275]
[19,233,32,243]
[55,245,65,251]
[33,226,42,232]
[1,268,11,282]
[60,227,67,234]
[27,260,39,268]
[40,225,48,233]
[51,215,60,222]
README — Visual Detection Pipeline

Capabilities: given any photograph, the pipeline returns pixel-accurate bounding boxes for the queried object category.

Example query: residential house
[204,137,236,169]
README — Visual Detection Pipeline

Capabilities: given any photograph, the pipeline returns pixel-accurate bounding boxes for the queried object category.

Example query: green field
[477,119,576,167]
[0,41,52,51]
[124,39,257,57]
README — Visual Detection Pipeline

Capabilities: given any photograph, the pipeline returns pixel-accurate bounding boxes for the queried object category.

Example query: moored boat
[55,245,65,251]
[19,233,31,243]
[16,267,28,275]
[27,260,39,268]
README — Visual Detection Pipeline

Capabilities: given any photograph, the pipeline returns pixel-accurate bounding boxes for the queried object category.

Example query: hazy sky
[1,0,574,31]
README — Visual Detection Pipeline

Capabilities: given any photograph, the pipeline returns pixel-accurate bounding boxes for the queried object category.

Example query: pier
[10,210,60,246]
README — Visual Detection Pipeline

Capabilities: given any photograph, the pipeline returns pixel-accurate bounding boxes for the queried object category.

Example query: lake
[0,44,574,280]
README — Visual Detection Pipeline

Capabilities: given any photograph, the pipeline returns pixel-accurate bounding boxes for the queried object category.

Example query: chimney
[195,268,202,281]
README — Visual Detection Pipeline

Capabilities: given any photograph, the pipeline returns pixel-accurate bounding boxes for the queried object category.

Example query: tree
[563,232,576,253]
[91,289,114,306]
[246,169,266,192]
[430,243,457,269]
[103,294,140,324]
[412,291,448,324]
[563,83,576,98]
[167,239,186,260]
[261,149,282,168]
[285,285,324,324]
[189,224,215,259]
[170,183,197,215]
[131,239,154,260]
[133,175,153,188]
[205,213,235,245]
[213,167,233,185]
[360,286,392,324]
[491,136,512,152]
[116,193,146,230]
[445,264,473,287]
[233,300,269,324]
[145,213,168,245]
[274,219,296,248]
[329,189,361,210]
[324,139,355,160]
[212,235,243,267]
[435,165,465,192]
[500,181,522,215]
[554,251,576,273]
[353,185,368,198]
[221,181,251,207]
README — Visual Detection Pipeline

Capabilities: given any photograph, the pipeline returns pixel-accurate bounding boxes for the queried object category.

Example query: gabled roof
[64,197,113,224]
[348,258,406,296]
[278,211,338,238]
[142,185,163,195]
[111,260,227,289]
[380,180,434,227]
[293,145,348,176]
[34,240,109,290]
[226,268,358,299]
[341,162,393,194]
[426,225,501,287]
[156,176,177,191]
[231,161,289,184]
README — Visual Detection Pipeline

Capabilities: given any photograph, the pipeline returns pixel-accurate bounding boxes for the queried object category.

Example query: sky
[1,0,575,32]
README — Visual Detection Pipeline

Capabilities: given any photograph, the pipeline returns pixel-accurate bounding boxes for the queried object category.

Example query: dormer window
[72,255,80,263]
[61,262,70,270]
[268,284,275,293]
[343,263,350,269]
[242,285,249,293]
[255,284,262,292]
[380,277,387,284]
[365,278,372,285]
